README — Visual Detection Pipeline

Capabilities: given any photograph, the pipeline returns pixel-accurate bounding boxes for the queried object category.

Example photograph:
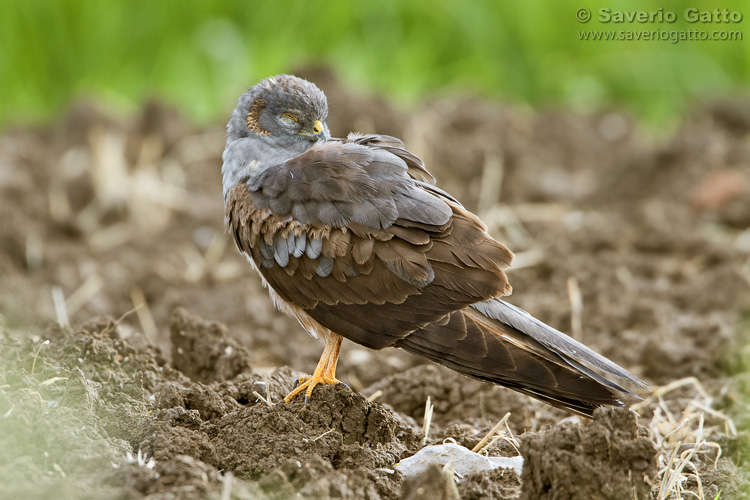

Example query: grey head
[222,74,331,200]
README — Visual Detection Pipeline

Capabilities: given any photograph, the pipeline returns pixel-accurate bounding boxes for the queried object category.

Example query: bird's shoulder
[242,139,452,230]
[342,132,436,183]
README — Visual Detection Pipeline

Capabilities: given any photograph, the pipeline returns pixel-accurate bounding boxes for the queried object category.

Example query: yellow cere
[313,120,323,134]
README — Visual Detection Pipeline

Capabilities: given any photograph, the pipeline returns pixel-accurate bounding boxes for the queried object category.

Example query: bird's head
[223,74,331,199]
[227,74,330,150]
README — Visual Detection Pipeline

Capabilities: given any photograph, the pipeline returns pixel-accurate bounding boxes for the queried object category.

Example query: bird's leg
[284,334,344,403]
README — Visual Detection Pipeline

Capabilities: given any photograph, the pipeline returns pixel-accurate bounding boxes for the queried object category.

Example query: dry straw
[633,377,735,500]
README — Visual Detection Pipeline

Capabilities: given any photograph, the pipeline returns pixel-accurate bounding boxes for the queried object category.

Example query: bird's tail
[395,298,647,417]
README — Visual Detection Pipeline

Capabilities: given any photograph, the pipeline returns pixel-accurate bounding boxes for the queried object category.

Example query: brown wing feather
[395,307,630,417]
[226,177,512,346]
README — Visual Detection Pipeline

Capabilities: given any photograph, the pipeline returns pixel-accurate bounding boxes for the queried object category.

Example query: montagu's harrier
[222,74,647,417]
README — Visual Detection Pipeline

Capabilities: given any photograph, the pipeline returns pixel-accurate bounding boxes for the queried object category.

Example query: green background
[1,0,748,128]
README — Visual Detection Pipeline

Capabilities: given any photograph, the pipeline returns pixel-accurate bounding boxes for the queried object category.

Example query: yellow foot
[284,374,343,403]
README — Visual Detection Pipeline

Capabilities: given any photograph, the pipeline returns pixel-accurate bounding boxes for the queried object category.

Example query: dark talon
[304,394,310,405]
[338,382,350,391]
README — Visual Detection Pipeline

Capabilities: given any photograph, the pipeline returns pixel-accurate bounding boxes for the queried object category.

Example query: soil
[520,407,655,499]
[1,68,748,498]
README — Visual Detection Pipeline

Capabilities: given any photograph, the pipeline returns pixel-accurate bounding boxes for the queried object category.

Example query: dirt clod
[458,467,521,500]
[213,384,421,477]
[399,464,460,500]
[170,307,253,383]
[520,407,656,500]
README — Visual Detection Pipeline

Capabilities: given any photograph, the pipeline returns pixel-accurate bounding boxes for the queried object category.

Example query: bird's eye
[281,113,298,123]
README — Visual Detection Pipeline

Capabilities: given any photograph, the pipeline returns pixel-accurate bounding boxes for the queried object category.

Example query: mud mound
[520,407,656,499]
[0,318,419,499]
[144,374,421,478]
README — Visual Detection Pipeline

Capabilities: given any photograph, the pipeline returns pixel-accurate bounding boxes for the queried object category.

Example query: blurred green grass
[0,0,748,128]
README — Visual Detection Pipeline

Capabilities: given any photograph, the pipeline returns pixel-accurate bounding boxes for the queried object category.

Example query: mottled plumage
[222,74,647,416]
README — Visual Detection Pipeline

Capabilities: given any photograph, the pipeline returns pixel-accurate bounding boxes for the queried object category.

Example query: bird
[222,74,647,417]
